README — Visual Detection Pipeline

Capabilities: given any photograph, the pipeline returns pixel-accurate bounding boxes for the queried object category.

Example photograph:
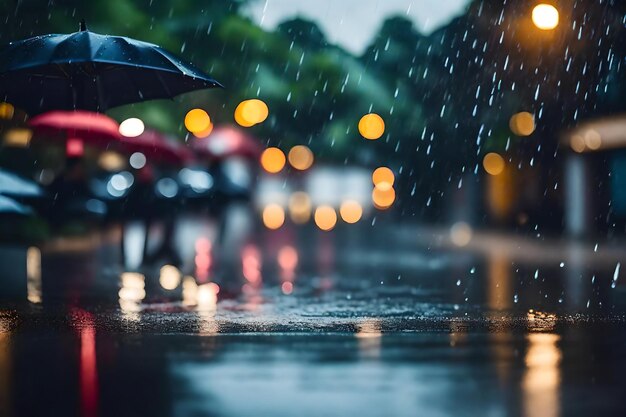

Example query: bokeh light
[532,4,559,30]
[235,99,269,127]
[281,282,294,295]
[372,184,396,209]
[509,112,536,136]
[129,152,147,169]
[570,134,586,153]
[260,147,286,173]
[184,108,211,133]
[278,246,298,271]
[372,166,395,186]
[159,265,181,290]
[288,145,314,171]
[584,129,602,150]
[0,102,15,119]
[98,151,125,171]
[358,113,385,140]
[314,205,338,231]
[263,204,285,230]
[450,222,473,247]
[483,153,505,176]
[66,138,84,157]
[3,128,32,147]
[193,123,214,138]
[119,118,145,137]
[289,192,312,224]
[340,200,363,224]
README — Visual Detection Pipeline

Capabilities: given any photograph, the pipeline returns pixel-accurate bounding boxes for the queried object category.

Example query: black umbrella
[0,20,221,114]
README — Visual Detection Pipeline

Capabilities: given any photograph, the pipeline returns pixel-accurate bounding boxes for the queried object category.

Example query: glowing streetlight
[532,4,559,30]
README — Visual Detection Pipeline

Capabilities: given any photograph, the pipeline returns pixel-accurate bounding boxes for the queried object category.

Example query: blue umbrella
[0,20,222,114]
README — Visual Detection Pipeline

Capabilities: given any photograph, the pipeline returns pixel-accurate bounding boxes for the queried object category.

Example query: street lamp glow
[532,4,559,30]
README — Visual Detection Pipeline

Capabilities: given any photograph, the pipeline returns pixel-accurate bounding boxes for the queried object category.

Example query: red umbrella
[116,129,193,166]
[29,110,120,143]
[29,110,121,157]
[192,125,262,161]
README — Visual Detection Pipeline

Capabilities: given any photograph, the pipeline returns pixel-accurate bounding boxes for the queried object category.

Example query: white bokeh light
[119,118,145,137]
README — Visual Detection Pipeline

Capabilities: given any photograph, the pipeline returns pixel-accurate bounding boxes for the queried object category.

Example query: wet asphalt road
[1,217,626,417]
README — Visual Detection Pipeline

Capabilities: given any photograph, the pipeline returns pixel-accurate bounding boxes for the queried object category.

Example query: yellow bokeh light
[358,113,385,140]
[509,112,535,136]
[3,128,32,147]
[288,145,314,171]
[372,184,396,209]
[532,4,559,30]
[288,192,312,224]
[372,166,395,186]
[184,108,211,133]
[0,102,15,119]
[193,123,214,139]
[242,99,269,124]
[483,153,506,176]
[314,205,337,231]
[234,99,269,127]
[339,200,363,224]
[234,103,256,127]
[263,204,285,230]
[260,147,286,173]
[98,151,126,171]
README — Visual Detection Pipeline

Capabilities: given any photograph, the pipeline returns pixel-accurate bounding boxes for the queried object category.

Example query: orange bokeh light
[372,184,395,209]
[185,108,211,133]
[339,200,363,224]
[260,147,286,173]
[314,205,337,231]
[358,113,385,140]
[263,204,285,230]
[288,145,314,171]
[372,166,394,186]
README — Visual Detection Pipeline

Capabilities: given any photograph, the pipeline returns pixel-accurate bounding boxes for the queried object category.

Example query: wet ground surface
[2,219,626,416]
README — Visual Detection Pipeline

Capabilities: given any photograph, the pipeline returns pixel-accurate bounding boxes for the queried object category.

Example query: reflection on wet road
[1,216,626,417]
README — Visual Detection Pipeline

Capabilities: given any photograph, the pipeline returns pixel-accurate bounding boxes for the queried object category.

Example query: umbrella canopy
[192,126,262,161]
[29,110,120,144]
[0,194,33,216]
[0,169,44,199]
[117,129,193,165]
[0,21,221,114]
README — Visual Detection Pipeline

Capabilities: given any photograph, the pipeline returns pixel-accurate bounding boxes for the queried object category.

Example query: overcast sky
[245,0,471,54]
